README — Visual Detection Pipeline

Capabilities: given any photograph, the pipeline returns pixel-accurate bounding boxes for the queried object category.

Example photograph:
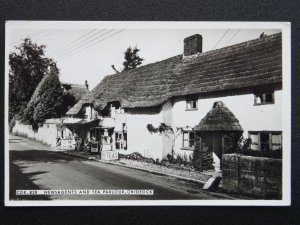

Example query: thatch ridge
[61,82,89,102]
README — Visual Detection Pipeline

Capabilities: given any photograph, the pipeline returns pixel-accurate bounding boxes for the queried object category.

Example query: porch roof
[194,101,243,132]
[62,119,100,130]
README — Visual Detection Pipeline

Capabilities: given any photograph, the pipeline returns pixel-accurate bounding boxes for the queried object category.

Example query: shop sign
[90,142,98,153]
[101,150,118,161]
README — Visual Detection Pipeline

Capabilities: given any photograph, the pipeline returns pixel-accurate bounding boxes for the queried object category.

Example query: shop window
[115,132,127,150]
[182,131,195,149]
[249,131,282,151]
[186,95,198,110]
[254,92,274,105]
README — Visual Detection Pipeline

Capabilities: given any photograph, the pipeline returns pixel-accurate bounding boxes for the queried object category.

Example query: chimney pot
[85,80,89,90]
[184,34,203,56]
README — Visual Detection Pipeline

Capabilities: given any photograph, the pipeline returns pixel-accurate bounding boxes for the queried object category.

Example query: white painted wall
[118,108,163,160]
[12,119,60,147]
[84,106,98,120]
[94,90,282,162]
[161,99,174,158]
[172,90,282,157]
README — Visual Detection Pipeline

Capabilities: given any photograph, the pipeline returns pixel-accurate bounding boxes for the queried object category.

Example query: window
[249,131,282,151]
[254,92,274,105]
[186,95,198,110]
[182,131,195,149]
[115,131,127,150]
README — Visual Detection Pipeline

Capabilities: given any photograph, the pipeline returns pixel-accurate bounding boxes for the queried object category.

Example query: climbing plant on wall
[146,123,184,157]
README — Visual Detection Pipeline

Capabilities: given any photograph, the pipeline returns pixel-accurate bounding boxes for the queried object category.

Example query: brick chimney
[184,34,202,56]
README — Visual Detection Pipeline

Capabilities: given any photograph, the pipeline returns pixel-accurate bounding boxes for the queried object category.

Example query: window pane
[251,143,260,151]
[250,133,259,150]
[265,93,273,103]
[272,134,281,144]
[186,102,191,109]
[255,95,263,104]
[183,140,189,147]
[192,101,197,109]
[183,132,189,139]
[272,134,282,150]
[250,134,258,143]
[189,132,194,140]
[183,131,195,148]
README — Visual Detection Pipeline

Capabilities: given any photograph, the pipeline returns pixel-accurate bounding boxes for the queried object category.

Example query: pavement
[9,135,242,201]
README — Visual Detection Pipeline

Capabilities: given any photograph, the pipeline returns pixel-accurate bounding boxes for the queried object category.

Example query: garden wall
[11,119,59,147]
[222,153,282,199]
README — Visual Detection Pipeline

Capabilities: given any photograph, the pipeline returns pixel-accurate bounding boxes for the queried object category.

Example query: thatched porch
[194,101,243,171]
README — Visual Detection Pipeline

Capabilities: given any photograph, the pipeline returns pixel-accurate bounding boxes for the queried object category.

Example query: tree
[111,46,144,73]
[22,65,66,129]
[9,38,54,122]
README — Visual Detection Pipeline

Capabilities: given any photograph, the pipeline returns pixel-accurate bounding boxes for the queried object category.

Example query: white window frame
[254,92,274,105]
[186,95,198,110]
[182,130,195,150]
[248,131,282,151]
[115,131,127,150]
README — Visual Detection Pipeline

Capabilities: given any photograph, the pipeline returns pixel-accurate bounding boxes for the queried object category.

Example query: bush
[192,143,214,171]
[9,117,16,133]
[119,152,156,163]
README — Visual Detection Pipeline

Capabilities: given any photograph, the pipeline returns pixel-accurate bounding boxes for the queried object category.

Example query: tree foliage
[9,38,54,122]
[111,46,143,73]
[21,65,66,128]
[123,46,143,71]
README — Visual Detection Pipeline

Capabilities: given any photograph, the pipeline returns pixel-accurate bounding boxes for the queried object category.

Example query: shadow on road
[9,162,51,200]
[10,150,86,164]
[9,149,90,201]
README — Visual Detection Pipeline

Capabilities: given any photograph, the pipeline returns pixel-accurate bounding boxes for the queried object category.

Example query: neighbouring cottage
[66,33,282,170]
[12,80,89,147]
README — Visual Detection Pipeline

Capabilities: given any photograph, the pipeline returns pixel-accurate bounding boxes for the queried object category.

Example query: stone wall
[222,153,282,199]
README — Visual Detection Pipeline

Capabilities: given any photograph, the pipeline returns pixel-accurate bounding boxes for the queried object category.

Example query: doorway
[201,132,224,171]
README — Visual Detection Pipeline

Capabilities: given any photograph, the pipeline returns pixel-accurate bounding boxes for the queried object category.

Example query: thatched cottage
[12,79,89,147]
[66,32,282,170]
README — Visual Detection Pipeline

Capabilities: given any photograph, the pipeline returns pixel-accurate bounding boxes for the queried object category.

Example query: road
[9,135,234,201]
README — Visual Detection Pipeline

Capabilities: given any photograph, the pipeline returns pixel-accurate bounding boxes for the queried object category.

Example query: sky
[6,22,281,90]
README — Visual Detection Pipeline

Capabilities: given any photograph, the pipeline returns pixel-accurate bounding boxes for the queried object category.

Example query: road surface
[9,135,234,201]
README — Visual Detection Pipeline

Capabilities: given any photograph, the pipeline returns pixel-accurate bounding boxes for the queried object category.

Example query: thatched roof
[71,32,282,112]
[66,100,84,115]
[194,101,243,132]
[27,74,50,106]
[61,82,89,102]
[27,76,88,116]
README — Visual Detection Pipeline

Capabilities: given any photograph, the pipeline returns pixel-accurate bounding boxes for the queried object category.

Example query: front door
[201,132,223,171]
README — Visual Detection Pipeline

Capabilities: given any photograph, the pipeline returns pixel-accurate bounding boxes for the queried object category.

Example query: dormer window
[186,95,198,110]
[254,92,274,105]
